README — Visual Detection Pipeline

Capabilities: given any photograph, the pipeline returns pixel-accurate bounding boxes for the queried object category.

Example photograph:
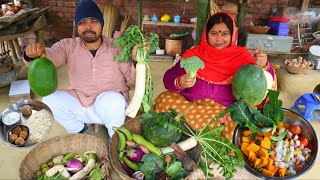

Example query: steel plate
[0,99,53,148]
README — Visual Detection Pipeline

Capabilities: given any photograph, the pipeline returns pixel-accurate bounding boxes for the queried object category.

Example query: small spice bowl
[1,110,21,126]
[7,124,29,147]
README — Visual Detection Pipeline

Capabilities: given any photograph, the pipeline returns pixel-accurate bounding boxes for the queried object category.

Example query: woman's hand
[25,43,46,58]
[255,49,268,68]
[178,73,196,89]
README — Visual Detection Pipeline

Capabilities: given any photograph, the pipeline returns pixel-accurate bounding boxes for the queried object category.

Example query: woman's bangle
[174,76,183,90]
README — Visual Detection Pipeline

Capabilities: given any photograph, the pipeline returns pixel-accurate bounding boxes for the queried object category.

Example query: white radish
[45,165,70,178]
[125,63,146,118]
[160,137,198,154]
[69,153,96,180]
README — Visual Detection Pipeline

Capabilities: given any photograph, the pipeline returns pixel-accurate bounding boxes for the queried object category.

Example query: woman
[153,12,277,141]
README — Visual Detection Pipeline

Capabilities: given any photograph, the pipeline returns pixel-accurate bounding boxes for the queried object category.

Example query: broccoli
[180,56,205,78]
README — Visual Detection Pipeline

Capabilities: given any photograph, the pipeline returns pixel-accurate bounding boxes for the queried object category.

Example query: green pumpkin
[28,57,58,97]
[232,64,268,105]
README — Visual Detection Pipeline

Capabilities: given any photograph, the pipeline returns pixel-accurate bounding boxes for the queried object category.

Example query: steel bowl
[7,124,29,147]
[1,110,21,126]
[233,108,319,179]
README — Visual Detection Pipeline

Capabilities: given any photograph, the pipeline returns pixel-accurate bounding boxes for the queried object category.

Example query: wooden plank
[300,0,310,11]
[0,15,47,42]
[142,21,194,28]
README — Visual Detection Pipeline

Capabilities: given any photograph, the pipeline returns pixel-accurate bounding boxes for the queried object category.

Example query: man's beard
[81,30,101,43]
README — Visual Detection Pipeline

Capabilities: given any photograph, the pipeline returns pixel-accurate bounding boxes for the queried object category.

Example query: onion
[127,147,144,163]
[66,159,83,174]
[132,171,145,180]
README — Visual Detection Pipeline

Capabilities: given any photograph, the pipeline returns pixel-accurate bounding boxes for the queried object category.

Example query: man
[24,0,138,137]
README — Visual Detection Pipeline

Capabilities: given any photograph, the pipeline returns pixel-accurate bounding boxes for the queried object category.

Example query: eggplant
[127,147,144,162]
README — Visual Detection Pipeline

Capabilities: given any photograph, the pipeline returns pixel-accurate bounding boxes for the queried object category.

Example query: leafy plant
[165,160,188,180]
[113,25,159,116]
[169,90,284,179]
[139,153,164,180]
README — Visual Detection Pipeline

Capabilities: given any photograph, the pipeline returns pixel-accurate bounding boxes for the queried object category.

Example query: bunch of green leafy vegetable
[165,159,188,180]
[178,119,244,179]
[113,25,158,63]
[113,25,159,113]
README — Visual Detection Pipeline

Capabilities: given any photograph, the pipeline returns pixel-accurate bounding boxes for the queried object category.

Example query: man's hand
[255,49,268,68]
[178,73,196,89]
[131,39,150,61]
[25,43,46,58]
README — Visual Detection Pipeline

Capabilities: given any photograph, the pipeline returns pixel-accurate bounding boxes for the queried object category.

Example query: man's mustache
[83,30,96,35]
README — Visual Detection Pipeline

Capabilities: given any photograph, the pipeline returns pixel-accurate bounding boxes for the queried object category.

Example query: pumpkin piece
[266,158,274,170]
[279,168,287,177]
[273,167,280,174]
[241,142,249,152]
[258,148,269,158]
[263,132,272,138]
[242,136,251,143]
[243,130,253,137]
[246,143,261,153]
[259,157,268,167]
[261,168,275,177]
[277,121,285,131]
[255,135,264,141]
[267,164,275,172]
[269,154,276,160]
[260,138,271,149]
[248,151,256,162]
[253,158,261,168]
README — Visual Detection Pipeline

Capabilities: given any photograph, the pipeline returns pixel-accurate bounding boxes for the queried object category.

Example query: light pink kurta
[45,36,136,107]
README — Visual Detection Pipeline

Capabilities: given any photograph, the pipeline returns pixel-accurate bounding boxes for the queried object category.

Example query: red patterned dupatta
[181,12,255,84]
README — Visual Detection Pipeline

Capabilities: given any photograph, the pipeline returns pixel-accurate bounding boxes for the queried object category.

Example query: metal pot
[308,45,320,70]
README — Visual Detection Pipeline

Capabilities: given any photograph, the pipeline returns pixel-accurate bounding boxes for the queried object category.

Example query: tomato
[290,125,302,135]
[298,137,309,147]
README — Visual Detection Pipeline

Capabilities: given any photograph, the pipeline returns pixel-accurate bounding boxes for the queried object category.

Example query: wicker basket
[284,63,313,74]
[110,116,201,179]
[249,26,270,34]
[19,134,109,179]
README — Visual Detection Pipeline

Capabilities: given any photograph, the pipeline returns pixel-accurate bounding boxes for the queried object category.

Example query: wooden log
[300,0,310,11]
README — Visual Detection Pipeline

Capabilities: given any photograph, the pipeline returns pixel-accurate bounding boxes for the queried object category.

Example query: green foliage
[139,153,164,180]
[229,98,273,133]
[198,125,244,179]
[262,90,284,133]
[113,25,159,113]
[180,56,205,78]
[113,25,158,63]
[141,111,183,146]
[165,160,188,180]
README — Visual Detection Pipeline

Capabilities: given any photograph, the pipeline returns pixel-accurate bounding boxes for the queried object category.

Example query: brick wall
[34,0,77,39]
[34,0,301,48]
